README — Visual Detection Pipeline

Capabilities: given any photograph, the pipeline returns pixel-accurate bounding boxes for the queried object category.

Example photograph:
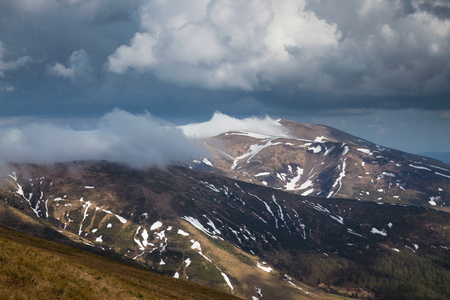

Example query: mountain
[202,120,450,211]
[1,159,449,299]
[1,119,449,299]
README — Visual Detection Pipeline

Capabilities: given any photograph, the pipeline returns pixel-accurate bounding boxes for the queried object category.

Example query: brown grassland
[0,224,240,300]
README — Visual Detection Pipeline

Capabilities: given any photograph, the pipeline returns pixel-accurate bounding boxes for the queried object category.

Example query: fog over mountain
[0,109,208,169]
[0,110,295,170]
[179,112,287,139]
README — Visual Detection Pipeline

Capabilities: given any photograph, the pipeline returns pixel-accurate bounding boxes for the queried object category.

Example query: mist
[180,112,288,139]
[0,109,207,169]
[0,109,295,172]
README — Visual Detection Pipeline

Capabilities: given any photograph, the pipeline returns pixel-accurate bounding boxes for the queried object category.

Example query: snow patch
[141,229,149,247]
[231,138,281,169]
[330,215,344,225]
[299,179,313,190]
[200,181,220,193]
[357,148,373,155]
[382,171,396,177]
[409,164,431,171]
[79,201,91,235]
[182,216,220,239]
[347,228,364,238]
[257,262,272,273]
[301,188,314,196]
[341,145,349,156]
[150,221,163,231]
[221,272,234,292]
[204,216,221,235]
[307,145,322,153]
[202,158,213,167]
[284,167,304,191]
[435,172,450,179]
[177,229,190,236]
[371,227,387,236]
[255,172,270,177]
[134,226,145,250]
[314,136,327,143]
[327,159,346,198]
[115,214,127,224]
[191,240,202,251]
[185,258,191,267]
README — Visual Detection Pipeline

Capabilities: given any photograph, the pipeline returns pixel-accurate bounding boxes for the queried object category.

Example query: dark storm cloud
[0,0,448,122]
[104,0,450,112]
[398,0,450,20]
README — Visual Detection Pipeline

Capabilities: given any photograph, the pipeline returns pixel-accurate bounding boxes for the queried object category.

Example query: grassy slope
[0,198,346,300]
[0,224,240,300]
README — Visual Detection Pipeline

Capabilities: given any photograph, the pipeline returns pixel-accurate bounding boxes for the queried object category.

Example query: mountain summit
[202,119,449,210]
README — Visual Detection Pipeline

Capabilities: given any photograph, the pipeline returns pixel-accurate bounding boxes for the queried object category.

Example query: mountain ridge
[1,160,449,299]
[201,119,449,211]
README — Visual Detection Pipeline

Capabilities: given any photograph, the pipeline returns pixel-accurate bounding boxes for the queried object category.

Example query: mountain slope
[1,161,449,299]
[202,120,450,210]
[0,224,239,300]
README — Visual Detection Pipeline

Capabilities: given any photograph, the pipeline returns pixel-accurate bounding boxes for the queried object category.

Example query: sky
[0,0,450,167]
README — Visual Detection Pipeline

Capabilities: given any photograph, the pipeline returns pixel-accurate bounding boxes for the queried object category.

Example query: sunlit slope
[0,224,239,300]
[203,119,450,210]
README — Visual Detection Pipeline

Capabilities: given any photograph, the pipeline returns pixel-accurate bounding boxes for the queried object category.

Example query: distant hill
[418,151,450,164]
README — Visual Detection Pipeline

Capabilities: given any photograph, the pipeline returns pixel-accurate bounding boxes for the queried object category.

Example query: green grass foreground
[0,225,240,300]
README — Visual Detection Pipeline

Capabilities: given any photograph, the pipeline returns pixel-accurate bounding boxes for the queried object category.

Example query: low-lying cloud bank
[0,109,206,169]
[180,112,287,139]
[0,110,284,169]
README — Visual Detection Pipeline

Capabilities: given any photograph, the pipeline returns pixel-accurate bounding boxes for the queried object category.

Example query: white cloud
[0,109,207,168]
[48,49,92,82]
[105,0,450,96]
[0,41,32,77]
[180,112,287,139]
[107,0,341,90]
[49,62,75,79]
[107,33,158,73]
